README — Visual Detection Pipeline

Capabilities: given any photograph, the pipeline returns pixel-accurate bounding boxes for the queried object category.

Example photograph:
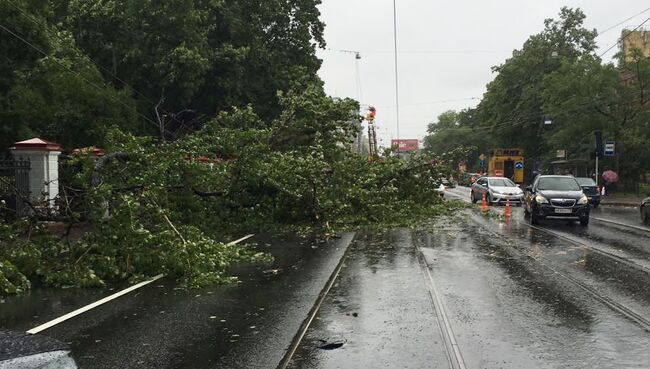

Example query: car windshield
[575,178,596,186]
[537,177,581,191]
[489,178,516,187]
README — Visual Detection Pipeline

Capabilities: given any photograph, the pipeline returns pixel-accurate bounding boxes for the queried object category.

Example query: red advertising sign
[391,139,419,153]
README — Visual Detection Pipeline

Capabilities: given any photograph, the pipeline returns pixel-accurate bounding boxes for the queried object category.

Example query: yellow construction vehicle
[488,148,525,184]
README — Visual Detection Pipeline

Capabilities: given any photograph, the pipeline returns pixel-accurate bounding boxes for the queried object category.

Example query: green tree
[476,7,597,169]
[424,109,486,170]
[542,50,650,189]
[53,0,327,131]
[0,0,138,150]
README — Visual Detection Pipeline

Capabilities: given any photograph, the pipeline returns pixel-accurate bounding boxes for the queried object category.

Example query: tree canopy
[424,7,650,188]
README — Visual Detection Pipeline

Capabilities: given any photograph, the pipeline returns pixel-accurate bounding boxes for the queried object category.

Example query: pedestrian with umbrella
[602,169,619,195]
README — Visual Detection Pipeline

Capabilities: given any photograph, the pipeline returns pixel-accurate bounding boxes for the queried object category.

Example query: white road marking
[27,274,164,335]
[27,234,255,334]
[227,234,255,245]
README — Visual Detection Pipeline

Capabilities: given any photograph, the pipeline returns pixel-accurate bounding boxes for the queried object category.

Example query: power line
[4,0,166,115]
[599,15,650,57]
[597,7,650,36]
[0,23,160,129]
[378,97,479,109]
[321,48,511,55]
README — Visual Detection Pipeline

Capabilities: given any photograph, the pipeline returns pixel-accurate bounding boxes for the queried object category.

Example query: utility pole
[392,0,400,142]
[594,130,603,190]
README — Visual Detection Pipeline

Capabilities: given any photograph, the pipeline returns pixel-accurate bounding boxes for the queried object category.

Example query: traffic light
[594,130,603,157]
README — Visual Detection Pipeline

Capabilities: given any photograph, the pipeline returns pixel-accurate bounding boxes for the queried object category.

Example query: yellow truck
[488,148,525,184]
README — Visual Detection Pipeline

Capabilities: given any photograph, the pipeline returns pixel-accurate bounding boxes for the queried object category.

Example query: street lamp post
[392,0,400,143]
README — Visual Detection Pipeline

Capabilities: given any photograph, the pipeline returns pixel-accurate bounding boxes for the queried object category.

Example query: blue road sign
[604,141,615,157]
[515,161,524,170]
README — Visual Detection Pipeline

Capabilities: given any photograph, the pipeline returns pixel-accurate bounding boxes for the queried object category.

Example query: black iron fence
[0,159,31,218]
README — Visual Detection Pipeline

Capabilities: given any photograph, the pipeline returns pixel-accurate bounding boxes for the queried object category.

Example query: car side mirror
[525,185,532,192]
[516,184,521,188]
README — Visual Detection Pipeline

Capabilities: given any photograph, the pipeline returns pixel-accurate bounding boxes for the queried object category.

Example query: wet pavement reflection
[287,230,451,369]
[1,233,355,369]
[4,191,650,369]
[418,215,650,368]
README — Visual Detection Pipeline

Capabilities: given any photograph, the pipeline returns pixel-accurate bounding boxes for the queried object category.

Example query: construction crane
[328,49,363,102]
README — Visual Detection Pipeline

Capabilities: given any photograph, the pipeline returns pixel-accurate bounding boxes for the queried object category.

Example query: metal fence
[0,159,31,218]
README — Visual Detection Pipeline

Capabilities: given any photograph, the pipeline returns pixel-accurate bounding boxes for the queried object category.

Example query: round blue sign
[515,161,524,170]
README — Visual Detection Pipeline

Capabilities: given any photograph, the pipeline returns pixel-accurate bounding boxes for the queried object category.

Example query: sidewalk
[600,193,646,207]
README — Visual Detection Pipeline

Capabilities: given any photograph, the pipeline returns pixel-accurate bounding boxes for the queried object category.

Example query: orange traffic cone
[481,193,488,211]
[504,198,511,218]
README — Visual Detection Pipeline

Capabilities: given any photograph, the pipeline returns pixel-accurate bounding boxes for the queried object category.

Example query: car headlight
[577,195,589,205]
[535,194,549,204]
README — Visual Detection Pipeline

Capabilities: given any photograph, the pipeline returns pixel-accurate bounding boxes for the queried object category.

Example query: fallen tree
[0,87,463,296]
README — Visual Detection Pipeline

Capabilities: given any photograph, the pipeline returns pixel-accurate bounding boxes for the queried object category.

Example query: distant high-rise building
[621,28,650,61]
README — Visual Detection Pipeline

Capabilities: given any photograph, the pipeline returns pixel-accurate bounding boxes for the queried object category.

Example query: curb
[601,202,641,207]
[277,231,357,369]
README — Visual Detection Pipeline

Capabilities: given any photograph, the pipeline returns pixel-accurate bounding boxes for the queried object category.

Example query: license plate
[555,208,572,214]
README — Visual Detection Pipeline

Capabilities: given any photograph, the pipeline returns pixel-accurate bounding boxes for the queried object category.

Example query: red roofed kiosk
[10,138,62,209]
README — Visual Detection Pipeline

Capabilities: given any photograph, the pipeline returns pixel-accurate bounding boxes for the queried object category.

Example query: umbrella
[602,170,619,183]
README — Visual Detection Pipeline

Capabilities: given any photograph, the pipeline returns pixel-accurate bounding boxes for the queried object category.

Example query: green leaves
[424,7,650,184]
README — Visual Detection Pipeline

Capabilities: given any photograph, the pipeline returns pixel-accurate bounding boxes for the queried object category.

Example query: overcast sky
[316,0,649,144]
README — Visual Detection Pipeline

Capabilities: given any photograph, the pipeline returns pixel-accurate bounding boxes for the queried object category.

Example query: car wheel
[486,194,492,206]
[580,216,589,226]
[470,191,477,203]
[642,206,650,226]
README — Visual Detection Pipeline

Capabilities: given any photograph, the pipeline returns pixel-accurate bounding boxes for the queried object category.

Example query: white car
[0,330,79,369]
[470,177,524,205]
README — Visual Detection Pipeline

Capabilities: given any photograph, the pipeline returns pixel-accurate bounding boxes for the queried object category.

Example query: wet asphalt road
[286,230,451,369]
[285,188,650,368]
[0,233,355,369]
[3,186,650,368]
[285,212,650,368]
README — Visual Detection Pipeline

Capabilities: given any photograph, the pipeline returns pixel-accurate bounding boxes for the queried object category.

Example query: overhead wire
[599,15,650,57]
[0,23,160,129]
[378,97,479,109]
[597,7,650,36]
[4,0,171,118]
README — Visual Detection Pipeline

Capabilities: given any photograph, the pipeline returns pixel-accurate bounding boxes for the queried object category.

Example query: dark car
[641,197,650,226]
[575,177,601,207]
[0,330,79,369]
[523,175,590,225]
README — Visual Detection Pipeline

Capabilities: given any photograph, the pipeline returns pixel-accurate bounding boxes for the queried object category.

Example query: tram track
[416,244,468,369]
[590,215,650,234]
[469,213,650,333]
[444,187,650,274]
